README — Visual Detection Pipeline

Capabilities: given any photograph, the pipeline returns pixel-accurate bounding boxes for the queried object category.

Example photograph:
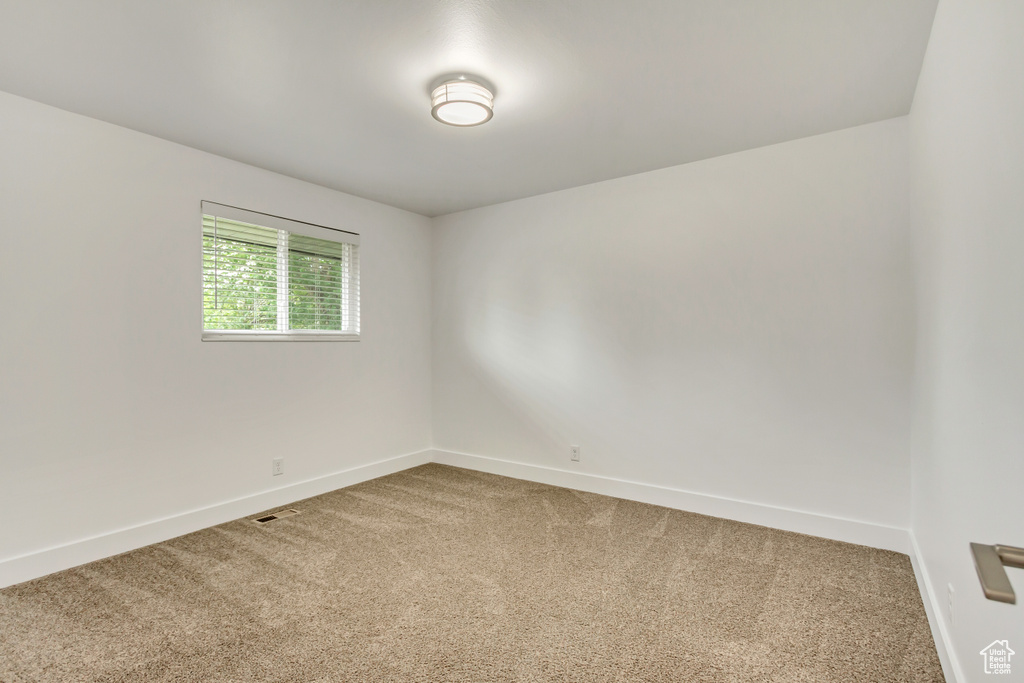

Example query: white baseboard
[430,449,911,553]
[4,445,955,679]
[908,532,964,683]
[439,450,965,678]
[0,445,914,587]
[0,449,433,589]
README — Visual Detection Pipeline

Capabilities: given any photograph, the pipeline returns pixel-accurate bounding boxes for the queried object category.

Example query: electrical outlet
[570,445,580,462]
[947,583,955,626]
[272,458,284,476]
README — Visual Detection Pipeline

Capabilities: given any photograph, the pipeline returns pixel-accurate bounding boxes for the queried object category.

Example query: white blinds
[201,202,360,340]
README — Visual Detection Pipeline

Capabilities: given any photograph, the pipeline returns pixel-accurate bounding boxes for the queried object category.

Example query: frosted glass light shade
[431,79,493,126]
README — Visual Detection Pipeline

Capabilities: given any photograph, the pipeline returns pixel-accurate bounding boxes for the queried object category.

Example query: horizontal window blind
[201,202,359,340]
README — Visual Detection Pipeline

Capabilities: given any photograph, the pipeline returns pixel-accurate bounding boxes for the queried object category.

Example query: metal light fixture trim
[431,78,494,127]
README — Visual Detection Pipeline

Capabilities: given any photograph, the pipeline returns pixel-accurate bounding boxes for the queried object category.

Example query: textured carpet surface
[0,464,943,682]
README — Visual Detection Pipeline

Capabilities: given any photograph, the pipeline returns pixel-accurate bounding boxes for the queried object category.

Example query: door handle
[971,543,1024,604]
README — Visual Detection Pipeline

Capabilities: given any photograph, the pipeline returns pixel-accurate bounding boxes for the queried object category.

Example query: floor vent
[254,509,300,524]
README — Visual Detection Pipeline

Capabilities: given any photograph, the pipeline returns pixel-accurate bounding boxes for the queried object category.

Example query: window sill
[202,331,360,342]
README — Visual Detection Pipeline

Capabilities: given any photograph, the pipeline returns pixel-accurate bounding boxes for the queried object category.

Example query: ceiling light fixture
[430,76,494,127]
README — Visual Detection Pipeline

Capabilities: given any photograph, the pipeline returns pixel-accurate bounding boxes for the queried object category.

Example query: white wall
[432,118,914,530]
[0,91,433,573]
[909,1,1024,680]
[8,8,1019,674]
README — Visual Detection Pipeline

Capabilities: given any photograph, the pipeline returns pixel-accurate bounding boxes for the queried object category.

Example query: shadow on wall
[452,205,904,513]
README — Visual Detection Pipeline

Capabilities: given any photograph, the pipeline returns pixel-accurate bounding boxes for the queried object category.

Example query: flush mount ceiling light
[430,76,494,127]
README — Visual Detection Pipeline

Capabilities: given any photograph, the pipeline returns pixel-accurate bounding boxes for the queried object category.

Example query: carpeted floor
[0,463,943,682]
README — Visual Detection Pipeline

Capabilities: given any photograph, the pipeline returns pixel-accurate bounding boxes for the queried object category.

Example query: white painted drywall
[909,1,1024,680]
[0,91,433,568]
[432,118,914,529]
[0,1,938,217]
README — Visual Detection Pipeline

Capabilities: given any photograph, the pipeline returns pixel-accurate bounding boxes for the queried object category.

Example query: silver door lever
[971,543,1024,604]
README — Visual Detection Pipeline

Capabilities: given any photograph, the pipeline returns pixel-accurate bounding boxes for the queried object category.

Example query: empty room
[1,1,1022,681]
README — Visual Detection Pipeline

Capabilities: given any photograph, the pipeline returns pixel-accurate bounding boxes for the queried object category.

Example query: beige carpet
[0,464,943,682]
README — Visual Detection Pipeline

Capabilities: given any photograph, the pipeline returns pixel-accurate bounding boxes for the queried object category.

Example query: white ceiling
[0,0,937,217]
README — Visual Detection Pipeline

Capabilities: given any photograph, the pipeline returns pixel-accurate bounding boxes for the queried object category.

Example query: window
[201,201,360,341]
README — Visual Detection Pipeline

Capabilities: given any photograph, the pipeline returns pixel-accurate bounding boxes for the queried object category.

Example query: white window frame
[201,201,360,342]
